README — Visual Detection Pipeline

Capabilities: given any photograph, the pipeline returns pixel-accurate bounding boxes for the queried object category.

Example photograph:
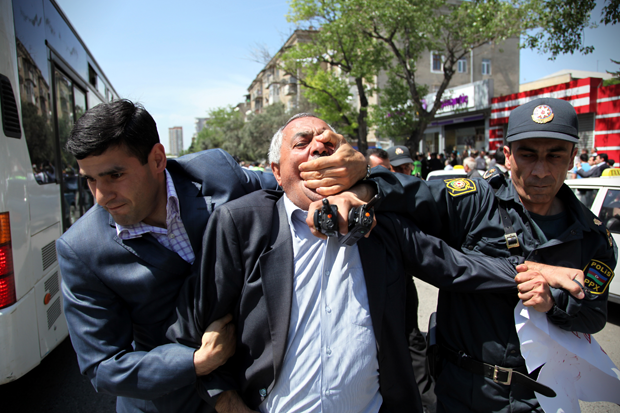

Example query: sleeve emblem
[444,178,477,197]
[583,259,615,295]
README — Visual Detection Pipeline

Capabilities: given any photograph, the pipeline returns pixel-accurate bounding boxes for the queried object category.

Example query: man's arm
[384,213,521,292]
[215,390,258,413]
[546,240,616,334]
[59,238,205,399]
[167,205,250,405]
[576,164,601,178]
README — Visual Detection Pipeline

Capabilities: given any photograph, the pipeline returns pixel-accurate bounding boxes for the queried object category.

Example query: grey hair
[268,113,336,165]
[463,156,476,170]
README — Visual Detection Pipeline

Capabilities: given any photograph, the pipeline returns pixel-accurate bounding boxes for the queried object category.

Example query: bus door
[52,67,92,232]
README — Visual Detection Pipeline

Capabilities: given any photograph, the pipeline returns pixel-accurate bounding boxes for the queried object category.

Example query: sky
[54,0,619,154]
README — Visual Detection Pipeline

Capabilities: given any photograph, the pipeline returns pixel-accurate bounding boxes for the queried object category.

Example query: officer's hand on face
[215,390,258,413]
[299,131,367,196]
[306,184,378,240]
[520,262,585,300]
[514,269,555,312]
[194,313,236,376]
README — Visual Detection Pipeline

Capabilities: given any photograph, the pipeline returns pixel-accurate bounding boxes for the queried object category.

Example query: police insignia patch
[531,104,554,124]
[445,178,477,197]
[583,260,615,296]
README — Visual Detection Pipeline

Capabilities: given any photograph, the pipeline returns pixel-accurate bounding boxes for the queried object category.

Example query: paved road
[415,278,620,413]
[1,280,617,412]
[0,337,116,413]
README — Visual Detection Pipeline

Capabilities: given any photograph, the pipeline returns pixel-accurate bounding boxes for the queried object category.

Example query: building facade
[246,28,519,150]
[168,126,183,157]
[247,30,314,117]
[490,78,620,163]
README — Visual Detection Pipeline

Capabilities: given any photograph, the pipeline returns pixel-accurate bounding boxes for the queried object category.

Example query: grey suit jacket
[58,149,277,413]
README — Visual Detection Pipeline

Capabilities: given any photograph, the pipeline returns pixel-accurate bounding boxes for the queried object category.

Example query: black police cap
[506,98,579,144]
[387,145,414,166]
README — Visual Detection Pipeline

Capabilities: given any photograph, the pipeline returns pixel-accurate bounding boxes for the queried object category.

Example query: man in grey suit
[167,114,538,412]
[57,101,368,413]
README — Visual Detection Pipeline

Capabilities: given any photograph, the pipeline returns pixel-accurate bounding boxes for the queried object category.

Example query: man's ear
[503,145,511,170]
[149,143,167,173]
[271,162,282,186]
[567,147,578,171]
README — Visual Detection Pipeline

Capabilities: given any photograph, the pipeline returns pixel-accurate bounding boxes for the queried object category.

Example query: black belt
[440,345,556,398]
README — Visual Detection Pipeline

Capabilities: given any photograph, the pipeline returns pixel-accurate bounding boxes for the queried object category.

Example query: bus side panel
[0,290,40,384]
[1,0,67,384]
[31,223,68,357]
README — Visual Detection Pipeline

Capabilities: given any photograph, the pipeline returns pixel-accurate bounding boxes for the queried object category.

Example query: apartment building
[247,30,315,116]
[168,126,183,157]
[246,28,519,151]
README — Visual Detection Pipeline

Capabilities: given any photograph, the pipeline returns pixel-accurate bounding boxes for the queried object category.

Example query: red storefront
[489,78,620,163]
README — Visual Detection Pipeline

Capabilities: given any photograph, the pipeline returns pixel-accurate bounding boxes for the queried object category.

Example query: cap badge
[395,148,404,155]
[531,105,554,124]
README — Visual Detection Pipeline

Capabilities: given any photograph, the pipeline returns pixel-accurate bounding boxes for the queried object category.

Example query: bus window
[72,87,93,219]
[54,69,91,229]
[16,39,56,185]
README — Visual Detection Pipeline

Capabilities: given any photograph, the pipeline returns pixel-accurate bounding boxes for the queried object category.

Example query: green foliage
[604,58,620,86]
[187,103,291,162]
[283,0,388,152]
[524,0,619,60]
[353,0,528,149]
[371,74,426,141]
[300,68,358,137]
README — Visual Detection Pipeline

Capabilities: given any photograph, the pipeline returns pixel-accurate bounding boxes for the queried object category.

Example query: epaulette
[444,177,478,197]
[483,167,509,191]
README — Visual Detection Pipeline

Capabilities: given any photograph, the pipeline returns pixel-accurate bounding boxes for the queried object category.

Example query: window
[571,187,599,209]
[458,59,467,73]
[482,59,491,75]
[600,189,620,233]
[431,52,443,72]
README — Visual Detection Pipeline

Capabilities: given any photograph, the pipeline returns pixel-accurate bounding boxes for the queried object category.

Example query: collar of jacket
[493,179,596,234]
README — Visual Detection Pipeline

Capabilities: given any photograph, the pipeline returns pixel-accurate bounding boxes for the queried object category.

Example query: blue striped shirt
[259,194,382,413]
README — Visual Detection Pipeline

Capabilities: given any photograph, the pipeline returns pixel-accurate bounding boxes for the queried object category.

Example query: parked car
[565,176,620,304]
[426,169,467,181]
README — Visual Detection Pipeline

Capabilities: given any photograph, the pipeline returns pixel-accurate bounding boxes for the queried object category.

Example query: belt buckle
[493,365,513,385]
[504,233,520,249]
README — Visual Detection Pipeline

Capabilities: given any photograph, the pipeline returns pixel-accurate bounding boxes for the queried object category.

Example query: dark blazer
[168,189,525,411]
[169,190,437,411]
[58,149,277,413]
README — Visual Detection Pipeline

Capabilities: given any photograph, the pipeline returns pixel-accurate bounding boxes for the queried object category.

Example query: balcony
[285,83,297,95]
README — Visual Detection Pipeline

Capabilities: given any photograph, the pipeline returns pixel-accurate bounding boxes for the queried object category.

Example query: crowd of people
[56,97,616,413]
[367,144,616,182]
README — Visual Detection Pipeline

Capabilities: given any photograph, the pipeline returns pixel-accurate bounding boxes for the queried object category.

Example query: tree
[353,0,529,151]
[370,73,429,142]
[188,103,292,161]
[189,105,244,156]
[523,0,619,60]
[283,0,388,152]
[604,58,620,86]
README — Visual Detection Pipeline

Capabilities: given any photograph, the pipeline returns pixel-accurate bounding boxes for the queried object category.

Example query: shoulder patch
[444,178,477,197]
[583,259,615,296]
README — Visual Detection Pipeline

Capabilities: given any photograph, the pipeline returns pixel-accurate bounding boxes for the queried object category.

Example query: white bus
[1,0,119,383]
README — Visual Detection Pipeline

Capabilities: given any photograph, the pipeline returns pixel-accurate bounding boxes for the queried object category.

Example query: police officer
[352,97,618,412]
